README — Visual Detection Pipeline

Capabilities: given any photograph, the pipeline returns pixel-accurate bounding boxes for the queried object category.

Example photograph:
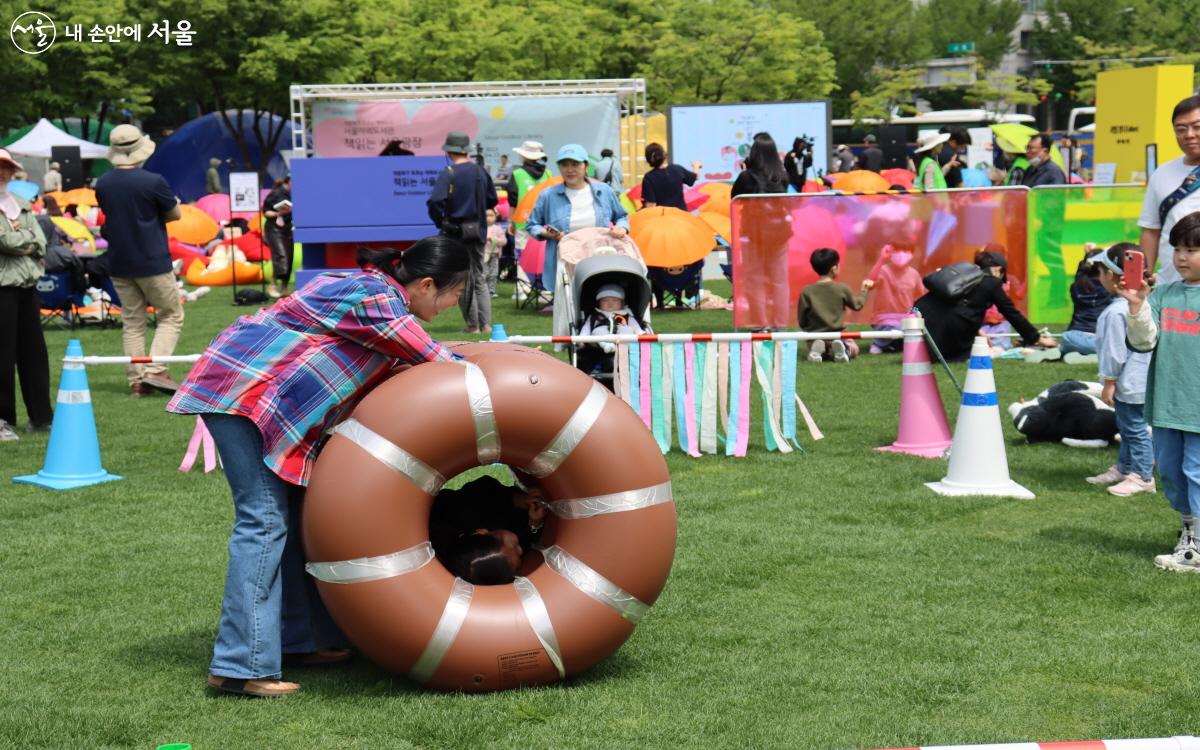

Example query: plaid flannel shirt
[167,269,457,485]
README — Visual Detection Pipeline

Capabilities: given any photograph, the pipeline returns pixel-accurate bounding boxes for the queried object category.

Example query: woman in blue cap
[526,143,630,287]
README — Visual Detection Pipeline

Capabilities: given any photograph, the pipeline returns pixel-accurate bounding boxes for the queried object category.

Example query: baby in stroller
[572,254,652,387]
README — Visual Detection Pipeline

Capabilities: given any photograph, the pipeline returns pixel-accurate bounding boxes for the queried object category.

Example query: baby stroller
[570,254,652,388]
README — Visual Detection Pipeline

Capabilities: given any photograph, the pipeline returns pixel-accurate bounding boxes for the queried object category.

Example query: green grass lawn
[1,278,1195,750]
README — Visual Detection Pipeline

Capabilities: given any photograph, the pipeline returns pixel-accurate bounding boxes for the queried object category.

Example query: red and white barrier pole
[64,355,203,366]
[871,736,1200,750]
[503,331,905,345]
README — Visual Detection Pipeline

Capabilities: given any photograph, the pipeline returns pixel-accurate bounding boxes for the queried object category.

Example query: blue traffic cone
[14,339,122,490]
[490,323,508,341]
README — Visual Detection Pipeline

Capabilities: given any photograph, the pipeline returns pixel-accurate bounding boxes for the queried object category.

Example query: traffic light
[1053,91,1063,100]
[1039,95,1049,102]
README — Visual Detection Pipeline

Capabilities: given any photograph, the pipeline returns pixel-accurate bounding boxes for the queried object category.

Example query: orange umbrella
[512,176,564,224]
[831,170,890,193]
[696,182,732,217]
[629,207,715,268]
[698,211,731,244]
[62,187,97,206]
[167,204,220,245]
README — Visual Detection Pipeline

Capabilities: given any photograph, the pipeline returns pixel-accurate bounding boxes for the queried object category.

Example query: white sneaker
[1086,464,1124,485]
[1108,474,1156,497]
[0,420,18,442]
[1154,531,1200,573]
[1063,352,1098,365]
[830,340,849,363]
[807,340,825,363]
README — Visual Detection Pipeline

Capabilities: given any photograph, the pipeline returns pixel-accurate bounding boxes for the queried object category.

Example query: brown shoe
[142,373,181,393]
[207,675,301,697]
[130,382,154,397]
[282,648,353,668]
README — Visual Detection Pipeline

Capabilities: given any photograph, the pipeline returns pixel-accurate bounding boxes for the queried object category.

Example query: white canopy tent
[6,118,109,159]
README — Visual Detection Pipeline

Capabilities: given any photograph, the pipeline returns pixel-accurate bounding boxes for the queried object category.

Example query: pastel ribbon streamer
[753,342,778,452]
[650,343,667,452]
[179,415,218,473]
[701,342,719,454]
[639,341,653,430]
[673,343,689,454]
[616,342,631,405]
[683,342,700,457]
[691,342,705,456]
[752,341,792,454]
[726,343,739,455]
[662,342,674,452]
[772,340,784,424]
[735,341,752,457]
[780,340,799,446]
[717,341,730,436]
[628,342,641,416]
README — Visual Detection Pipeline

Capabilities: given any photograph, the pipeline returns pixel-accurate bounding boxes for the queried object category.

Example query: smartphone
[1123,249,1145,290]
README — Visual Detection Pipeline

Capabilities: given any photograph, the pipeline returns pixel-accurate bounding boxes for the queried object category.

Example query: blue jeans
[1152,425,1200,517]
[202,413,342,679]
[1059,330,1096,355]
[1113,400,1153,481]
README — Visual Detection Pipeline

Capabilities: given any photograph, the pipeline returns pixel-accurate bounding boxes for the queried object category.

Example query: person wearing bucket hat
[0,147,53,441]
[506,140,550,214]
[95,125,186,396]
[427,130,498,333]
[912,131,951,191]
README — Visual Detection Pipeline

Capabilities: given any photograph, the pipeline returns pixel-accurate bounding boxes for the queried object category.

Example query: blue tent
[145,111,296,202]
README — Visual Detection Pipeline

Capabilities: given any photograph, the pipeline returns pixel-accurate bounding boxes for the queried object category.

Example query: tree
[135,0,365,176]
[916,0,1021,68]
[848,67,927,124]
[964,65,1051,114]
[640,0,836,107]
[780,0,928,117]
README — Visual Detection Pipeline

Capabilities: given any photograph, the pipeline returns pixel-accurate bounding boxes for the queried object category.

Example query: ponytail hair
[357,234,470,292]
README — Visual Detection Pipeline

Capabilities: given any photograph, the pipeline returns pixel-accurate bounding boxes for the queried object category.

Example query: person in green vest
[506,140,551,218]
[913,132,950,191]
[1004,154,1029,186]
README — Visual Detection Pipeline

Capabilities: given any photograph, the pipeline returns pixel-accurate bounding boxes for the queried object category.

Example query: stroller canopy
[572,254,652,329]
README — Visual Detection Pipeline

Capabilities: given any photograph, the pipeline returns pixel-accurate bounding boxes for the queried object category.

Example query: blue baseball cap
[556,144,588,163]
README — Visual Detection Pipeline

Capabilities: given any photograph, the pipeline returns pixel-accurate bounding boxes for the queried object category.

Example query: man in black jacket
[427,131,498,334]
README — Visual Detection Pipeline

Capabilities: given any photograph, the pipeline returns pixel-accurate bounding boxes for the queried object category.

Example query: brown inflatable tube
[302,342,677,692]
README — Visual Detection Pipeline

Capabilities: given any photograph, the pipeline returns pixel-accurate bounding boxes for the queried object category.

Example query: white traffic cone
[926,336,1033,499]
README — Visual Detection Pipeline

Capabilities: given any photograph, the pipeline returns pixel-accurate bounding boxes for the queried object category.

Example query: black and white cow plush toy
[1007,380,1118,446]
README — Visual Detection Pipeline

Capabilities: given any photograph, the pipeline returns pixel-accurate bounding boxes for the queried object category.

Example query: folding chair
[648,260,704,309]
[36,272,83,329]
[514,272,554,310]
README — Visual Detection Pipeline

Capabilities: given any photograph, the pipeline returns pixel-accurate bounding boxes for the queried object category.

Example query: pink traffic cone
[876,316,952,458]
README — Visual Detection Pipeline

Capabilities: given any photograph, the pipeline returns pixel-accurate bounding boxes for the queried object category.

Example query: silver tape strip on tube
[331,419,445,495]
[513,576,566,678]
[524,381,608,478]
[542,545,649,624]
[305,541,435,584]
[549,480,674,520]
[460,361,501,465]
[409,577,474,683]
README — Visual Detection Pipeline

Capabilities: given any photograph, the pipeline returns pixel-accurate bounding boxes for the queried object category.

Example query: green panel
[1027,186,1145,325]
